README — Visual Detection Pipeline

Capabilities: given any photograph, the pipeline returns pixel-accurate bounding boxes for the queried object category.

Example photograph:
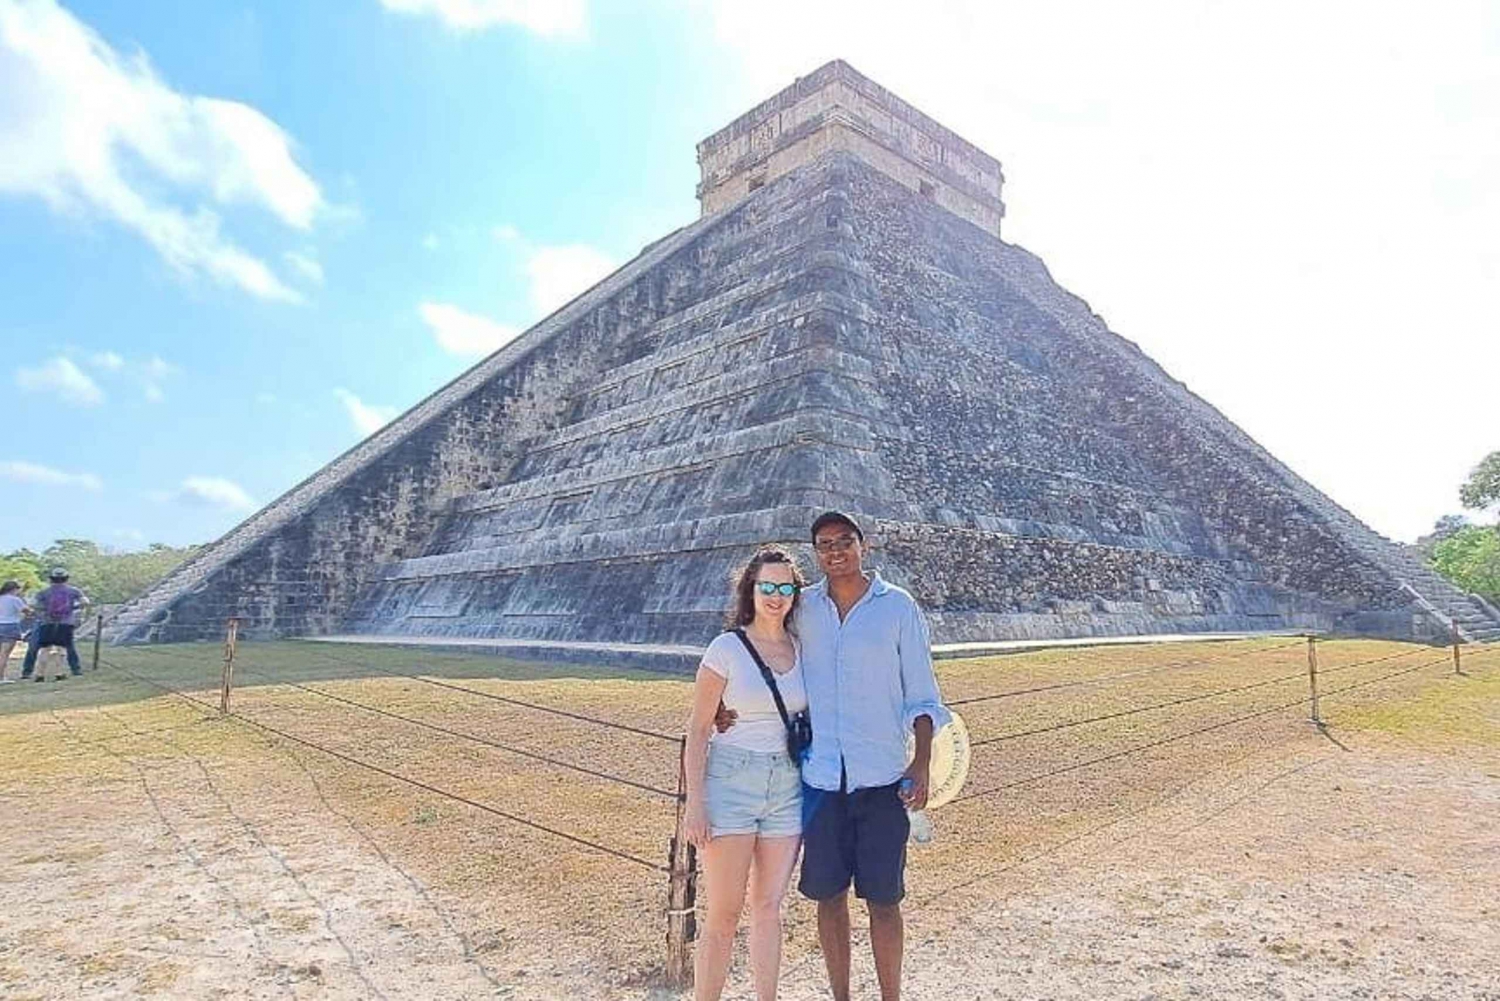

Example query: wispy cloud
[491,223,615,317]
[177,476,254,511]
[523,243,614,317]
[283,249,324,285]
[0,459,102,491]
[421,232,440,251]
[15,356,104,405]
[73,350,179,402]
[378,0,586,36]
[334,387,397,436]
[418,301,521,358]
[0,0,324,301]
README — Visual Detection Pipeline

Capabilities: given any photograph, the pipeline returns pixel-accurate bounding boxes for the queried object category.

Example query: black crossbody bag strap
[733,628,795,736]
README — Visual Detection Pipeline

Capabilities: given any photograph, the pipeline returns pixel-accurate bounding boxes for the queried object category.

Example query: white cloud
[0,459,101,490]
[88,351,124,371]
[334,387,397,436]
[178,475,254,511]
[418,301,521,357]
[491,223,520,243]
[378,0,586,36]
[523,244,614,317]
[15,356,104,405]
[140,355,176,401]
[0,0,324,301]
[143,356,175,380]
[283,249,324,284]
[421,232,440,251]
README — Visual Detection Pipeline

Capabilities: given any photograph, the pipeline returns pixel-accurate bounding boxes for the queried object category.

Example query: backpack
[43,586,74,624]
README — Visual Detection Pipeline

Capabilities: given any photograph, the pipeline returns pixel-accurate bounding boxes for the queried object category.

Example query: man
[21,567,89,681]
[796,511,949,1001]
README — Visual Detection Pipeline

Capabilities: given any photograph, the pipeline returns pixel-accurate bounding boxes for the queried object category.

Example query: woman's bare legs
[695,832,756,1001]
[0,640,16,680]
[747,834,801,1001]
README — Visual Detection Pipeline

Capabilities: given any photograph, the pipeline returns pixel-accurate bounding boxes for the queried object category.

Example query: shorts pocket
[705,750,745,781]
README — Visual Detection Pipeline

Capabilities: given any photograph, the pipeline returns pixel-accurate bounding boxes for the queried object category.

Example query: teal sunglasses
[755,582,800,597]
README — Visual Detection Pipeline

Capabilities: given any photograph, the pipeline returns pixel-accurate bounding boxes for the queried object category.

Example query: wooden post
[219,617,240,714]
[1452,617,1462,675]
[1306,634,1321,725]
[665,736,697,989]
[91,613,103,671]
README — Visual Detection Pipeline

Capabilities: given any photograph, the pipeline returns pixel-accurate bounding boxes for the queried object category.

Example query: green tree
[12,539,200,604]
[1431,526,1500,603]
[1414,514,1470,560]
[0,552,44,592]
[1459,450,1500,511]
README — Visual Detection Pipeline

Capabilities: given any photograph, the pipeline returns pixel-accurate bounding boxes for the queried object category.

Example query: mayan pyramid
[109,60,1500,655]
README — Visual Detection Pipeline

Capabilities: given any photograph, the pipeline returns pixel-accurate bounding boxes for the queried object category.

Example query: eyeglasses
[812,536,858,554]
[755,582,800,597]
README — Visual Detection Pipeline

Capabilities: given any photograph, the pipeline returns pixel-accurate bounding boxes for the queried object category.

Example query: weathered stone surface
[108,63,1500,653]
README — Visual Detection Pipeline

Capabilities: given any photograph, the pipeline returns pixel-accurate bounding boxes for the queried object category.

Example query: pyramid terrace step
[530,340,881,457]
[454,411,882,513]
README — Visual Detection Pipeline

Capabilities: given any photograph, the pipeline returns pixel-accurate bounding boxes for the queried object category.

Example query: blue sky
[2,0,1497,552]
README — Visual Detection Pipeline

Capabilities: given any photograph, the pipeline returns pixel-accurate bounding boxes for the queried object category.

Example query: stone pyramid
[110,61,1500,655]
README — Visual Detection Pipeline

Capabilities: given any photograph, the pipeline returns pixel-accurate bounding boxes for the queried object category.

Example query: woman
[0,581,30,683]
[684,546,809,1001]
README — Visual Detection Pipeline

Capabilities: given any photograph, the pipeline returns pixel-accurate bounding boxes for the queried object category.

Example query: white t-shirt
[702,631,809,755]
[0,594,27,625]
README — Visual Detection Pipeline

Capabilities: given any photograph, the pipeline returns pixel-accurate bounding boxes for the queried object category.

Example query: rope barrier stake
[91,612,104,671]
[1306,634,1321,725]
[1452,618,1462,675]
[665,736,697,988]
[220,618,240,715]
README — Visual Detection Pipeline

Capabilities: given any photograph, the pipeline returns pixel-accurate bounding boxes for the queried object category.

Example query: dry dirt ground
[0,638,1495,1000]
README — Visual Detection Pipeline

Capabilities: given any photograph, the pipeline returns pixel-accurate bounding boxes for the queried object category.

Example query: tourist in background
[21,567,89,681]
[0,580,31,683]
[683,546,809,1001]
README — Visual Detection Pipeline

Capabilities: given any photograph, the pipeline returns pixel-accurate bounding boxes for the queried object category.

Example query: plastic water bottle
[898,778,934,844]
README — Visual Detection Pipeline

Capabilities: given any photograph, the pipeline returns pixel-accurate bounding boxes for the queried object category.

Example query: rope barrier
[967,645,1438,747]
[228,663,679,799]
[96,657,668,873]
[126,636,681,742]
[952,654,1451,804]
[948,638,1307,707]
[264,640,682,744]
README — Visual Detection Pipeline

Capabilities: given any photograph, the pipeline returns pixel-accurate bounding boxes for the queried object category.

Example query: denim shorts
[704,742,803,839]
[0,623,22,642]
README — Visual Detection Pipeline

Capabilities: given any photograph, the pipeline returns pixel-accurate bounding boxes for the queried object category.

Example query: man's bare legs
[746,835,800,1001]
[816,891,905,1001]
[868,901,904,1001]
[816,892,853,1001]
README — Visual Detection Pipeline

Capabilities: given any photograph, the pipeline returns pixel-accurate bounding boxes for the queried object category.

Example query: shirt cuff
[905,701,953,734]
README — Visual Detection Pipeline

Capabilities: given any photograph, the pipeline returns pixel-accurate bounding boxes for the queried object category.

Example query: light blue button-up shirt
[798,572,952,793]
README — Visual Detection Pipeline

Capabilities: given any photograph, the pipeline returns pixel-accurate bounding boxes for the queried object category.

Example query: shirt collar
[811,571,888,599]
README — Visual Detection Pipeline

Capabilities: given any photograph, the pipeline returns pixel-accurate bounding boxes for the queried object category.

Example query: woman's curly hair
[726,545,808,632]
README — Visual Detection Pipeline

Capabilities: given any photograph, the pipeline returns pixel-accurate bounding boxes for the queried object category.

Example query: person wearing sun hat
[20,567,89,681]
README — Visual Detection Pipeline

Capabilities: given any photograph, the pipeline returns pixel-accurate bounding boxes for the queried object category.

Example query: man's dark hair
[810,511,863,542]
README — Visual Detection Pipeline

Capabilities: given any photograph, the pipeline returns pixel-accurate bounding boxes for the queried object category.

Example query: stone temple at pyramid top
[696,59,1006,236]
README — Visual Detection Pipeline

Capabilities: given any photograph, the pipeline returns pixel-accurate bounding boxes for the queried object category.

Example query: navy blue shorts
[797,779,909,905]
